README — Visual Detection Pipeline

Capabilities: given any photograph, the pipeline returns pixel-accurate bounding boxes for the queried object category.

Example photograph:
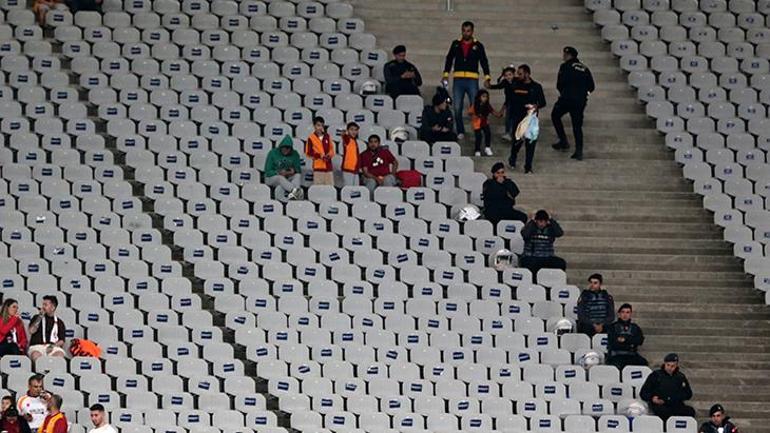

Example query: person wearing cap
[551,46,595,161]
[442,21,491,139]
[419,92,457,144]
[700,404,739,433]
[606,303,648,370]
[359,134,399,194]
[640,353,696,421]
[482,162,527,225]
[383,45,423,99]
[264,135,303,201]
[520,210,566,280]
[576,273,616,337]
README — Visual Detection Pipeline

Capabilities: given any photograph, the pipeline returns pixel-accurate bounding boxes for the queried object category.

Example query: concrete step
[562,253,743,272]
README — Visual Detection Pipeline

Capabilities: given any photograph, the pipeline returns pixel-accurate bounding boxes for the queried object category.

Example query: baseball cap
[709,404,725,416]
[664,353,679,363]
[563,46,578,57]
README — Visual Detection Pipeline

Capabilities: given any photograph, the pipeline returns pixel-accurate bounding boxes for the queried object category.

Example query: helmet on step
[490,249,516,271]
[390,126,409,143]
[360,79,379,96]
[578,351,602,370]
[623,400,648,418]
[550,318,574,336]
[455,204,481,222]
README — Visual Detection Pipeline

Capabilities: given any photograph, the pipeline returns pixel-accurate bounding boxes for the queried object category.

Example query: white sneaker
[288,187,303,200]
[484,147,494,156]
[474,151,481,157]
[501,133,512,141]
[457,133,465,140]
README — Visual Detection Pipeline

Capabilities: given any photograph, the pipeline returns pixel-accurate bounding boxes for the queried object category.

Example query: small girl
[468,90,503,156]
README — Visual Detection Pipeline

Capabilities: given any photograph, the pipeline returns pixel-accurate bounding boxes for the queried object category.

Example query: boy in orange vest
[305,116,335,185]
[341,122,361,186]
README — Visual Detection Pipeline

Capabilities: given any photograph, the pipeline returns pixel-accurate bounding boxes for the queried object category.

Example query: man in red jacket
[37,395,67,433]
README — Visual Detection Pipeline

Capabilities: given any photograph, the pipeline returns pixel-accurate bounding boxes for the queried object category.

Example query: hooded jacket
[264,136,301,178]
[700,418,738,433]
[639,367,693,406]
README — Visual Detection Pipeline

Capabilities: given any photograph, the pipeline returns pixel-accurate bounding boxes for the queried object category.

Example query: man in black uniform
[606,303,648,370]
[383,45,422,99]
[551,46,595,161]
[442,21,491,139]
[640,353,696,421]
[576,273,615,337]
[700,404,739,433]
[419,92,456,144]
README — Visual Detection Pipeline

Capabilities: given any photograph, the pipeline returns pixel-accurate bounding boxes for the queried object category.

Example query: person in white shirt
[16,374,49,430]
[88,404,117,433]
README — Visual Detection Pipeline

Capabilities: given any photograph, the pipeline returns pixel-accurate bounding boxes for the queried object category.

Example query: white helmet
[624,401,648,418]
[578,351,602,370]
[490,249,516,271]
[550,318,573,336]
[360,79,379,95]
[455,204,481,222]
[390,126,409,143]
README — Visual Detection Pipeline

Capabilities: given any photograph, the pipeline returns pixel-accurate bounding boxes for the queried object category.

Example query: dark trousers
[551,97,586,154]
[520,256,567,282]
[421,130,457,144]
[474,125,491,152]
[0,341,21,357]
[577,320,601,337]
[510,139,537,171]
[606,353,648,371]
[485,207,527,226]
[650,403,696,422]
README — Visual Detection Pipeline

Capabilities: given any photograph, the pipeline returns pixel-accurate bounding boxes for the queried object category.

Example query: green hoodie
[264,135,302,178]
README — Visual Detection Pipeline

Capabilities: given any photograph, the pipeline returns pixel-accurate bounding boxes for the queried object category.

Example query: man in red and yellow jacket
[340,122,361,186]
[37,394,67,433]
[305,116,335,185]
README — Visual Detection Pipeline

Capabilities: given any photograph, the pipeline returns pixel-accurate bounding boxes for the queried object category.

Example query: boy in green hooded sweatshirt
[264,135,303,201]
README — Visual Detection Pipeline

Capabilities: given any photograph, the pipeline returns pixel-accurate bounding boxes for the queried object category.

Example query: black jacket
[607,319,644,355]
[557,58,595,101]
[443,38,491,80]
[491,79,547,122]
[419,105,453,137]
[383,60,422,97]
[700,419,738,433]
[639,367,693,406]
[483,178,519,211]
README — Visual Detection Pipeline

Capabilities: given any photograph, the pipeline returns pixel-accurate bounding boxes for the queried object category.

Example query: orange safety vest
[305,133,335,172]
[468,104,489,131]
[38,412,66,433]
[341,135,359,173]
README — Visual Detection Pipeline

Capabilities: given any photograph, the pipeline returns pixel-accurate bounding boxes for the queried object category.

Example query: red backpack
[396,170,422,189]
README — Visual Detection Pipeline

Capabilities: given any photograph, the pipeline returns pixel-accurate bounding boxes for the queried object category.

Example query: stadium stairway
[353,0,770,430]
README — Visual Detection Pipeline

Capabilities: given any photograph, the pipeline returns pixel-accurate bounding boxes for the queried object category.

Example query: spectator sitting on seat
[37,394,66,433]
[360,134,399,194]
[700,404,739,433]
[576,273,615,337]
[17,374,48,431]
[419,92,457,144]
[32,0,68,25]
[383,45,423,99]
[482,162,527,225]
[606,303,648,370]
[1,395,16,424]
[27,295,67,361]
[341,122,361,186]
[88,404,117,433]
[305,116,335,186]
[265,135,303,201]
[1,408,32,433]
[520,210,566,280]
[640,353,696,421]
[0,298,28,358]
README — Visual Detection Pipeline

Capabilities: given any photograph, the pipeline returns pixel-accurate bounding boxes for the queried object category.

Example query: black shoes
[570,153,583,161]
[551,142,569,152]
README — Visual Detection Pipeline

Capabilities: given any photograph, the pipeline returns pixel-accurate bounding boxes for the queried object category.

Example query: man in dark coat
[551,46,595,160]
[640,353,696,421]
[606,303,648,370]
[700,404,739,433]
[383,45,422,99]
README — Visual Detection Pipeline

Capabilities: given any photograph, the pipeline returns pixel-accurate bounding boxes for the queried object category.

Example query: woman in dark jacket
[482,162,527,225]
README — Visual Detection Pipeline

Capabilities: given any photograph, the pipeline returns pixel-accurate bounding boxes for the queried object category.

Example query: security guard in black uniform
[551,46,595,161]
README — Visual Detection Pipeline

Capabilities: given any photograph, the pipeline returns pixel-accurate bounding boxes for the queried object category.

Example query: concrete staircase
[353,0,770,430]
